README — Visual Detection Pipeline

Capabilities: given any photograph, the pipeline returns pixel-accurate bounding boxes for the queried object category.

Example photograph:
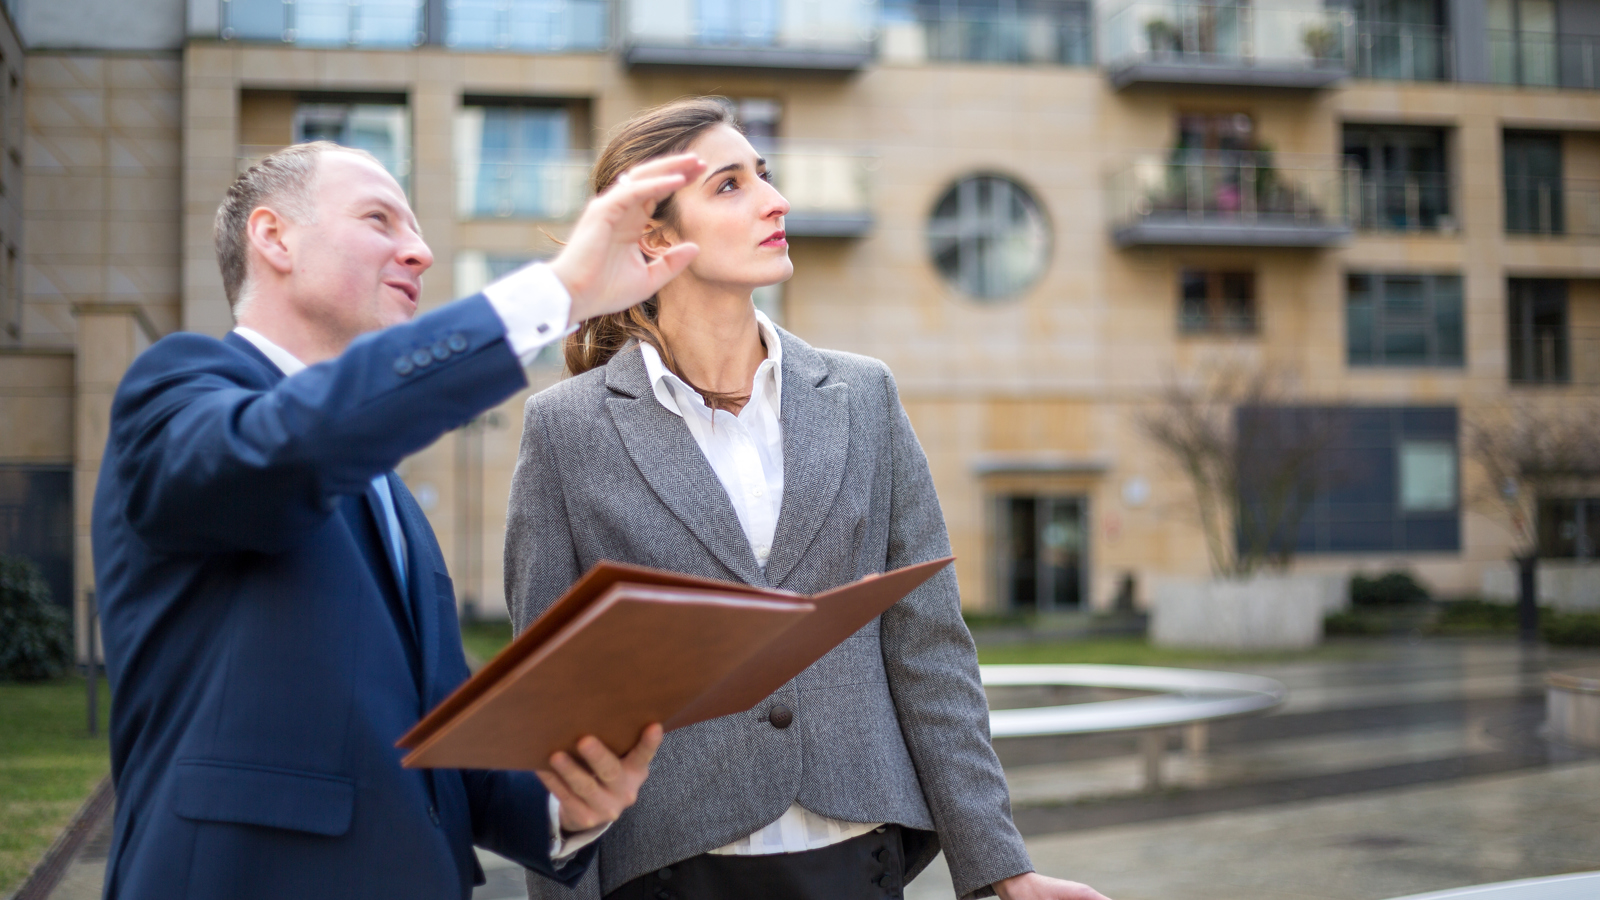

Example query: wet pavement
[33,639,1600,900]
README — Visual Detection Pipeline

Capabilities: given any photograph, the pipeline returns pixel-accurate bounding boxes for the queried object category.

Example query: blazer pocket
[172,759,356,837]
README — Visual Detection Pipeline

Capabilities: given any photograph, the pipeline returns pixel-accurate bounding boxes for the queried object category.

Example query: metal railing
[458,156,593,220]
[1108,151,1350,230]
[222,0,424,47]
[1505,177,1600,237]
[1509,330,1600,387]
[1348,171,1455,232]
[623,0,873,55]
[1490,30,1600,90]
[444,0,609,52]
[767,145,874,218]
[880,14,1092,66]
[1103,2,1351,72]
[1349,22,1453,81]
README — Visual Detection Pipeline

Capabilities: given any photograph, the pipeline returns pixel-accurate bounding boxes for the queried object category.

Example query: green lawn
[0,677,111,896]
[460,620,515,669]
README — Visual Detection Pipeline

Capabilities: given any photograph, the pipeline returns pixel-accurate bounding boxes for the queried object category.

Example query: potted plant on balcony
[1301,23,1340,64]
[1137,367,1348,649]
[1145,16,1178,58]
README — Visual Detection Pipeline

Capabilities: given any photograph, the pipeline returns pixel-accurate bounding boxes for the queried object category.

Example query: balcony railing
[768,145,875,236]
[239,143,413,191]
[1102,1,1350,89]
[221,0,423,46]
[1505,177,1600,237]
[1490,30,1600,90]
[1349,22,1453,81]
[1109,152,1352,247]
[622,0,874,70]
[444,0,609,52]
[1510,329,1600,387]
[458,155,593,221]
[880,13,1092,66]
[1348,172,1455,232]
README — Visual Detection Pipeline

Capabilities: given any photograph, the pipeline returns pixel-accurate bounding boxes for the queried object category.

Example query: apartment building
[1,0,1597,639]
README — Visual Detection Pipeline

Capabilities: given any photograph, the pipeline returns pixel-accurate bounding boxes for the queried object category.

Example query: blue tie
[370,474,409,595]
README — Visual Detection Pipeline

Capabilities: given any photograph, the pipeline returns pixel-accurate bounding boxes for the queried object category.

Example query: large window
[1508,278,1569,384]
[0,466,73,611]
[1343,124,1452,232]
[455,100,585,220]
[1346,0,1452,81]
[995,495,1086,611]
[1237,406,1460,554]
[445,0,609,52]
[1504,131,1564,235]
[1539,498,1599,559]
[1180,269,1256,335]
[294,100,411,187]
[927,175,1051,301]
[1489,0,1558,86]
[1346,273,1464,367]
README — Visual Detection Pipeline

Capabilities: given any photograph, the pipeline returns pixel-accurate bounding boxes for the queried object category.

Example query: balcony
[768,145,875,237]
[444,0,609,53]
[621,0,874,72]
[1108,152,1351,248]
[1102,1,1349,90]
[221,0,423,47]
[880,9,1092,66]
[1349,173,1455,233]
[1505,178,1600,238]
[1490,31,1600,90]
[458,155,593,221]
[1349,22,1453,82]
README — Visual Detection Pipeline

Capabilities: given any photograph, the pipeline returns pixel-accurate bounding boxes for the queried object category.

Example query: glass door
[997,495,1087,612]
[1504,131,1563,234]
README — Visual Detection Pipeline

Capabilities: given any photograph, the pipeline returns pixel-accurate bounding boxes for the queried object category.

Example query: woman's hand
[552,154,706,324]
[994,872,1113,900]
[536,723,664,833]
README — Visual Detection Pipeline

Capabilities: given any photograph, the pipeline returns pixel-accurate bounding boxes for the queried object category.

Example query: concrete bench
[1380,871,1600,900]
[981,664,1288,789]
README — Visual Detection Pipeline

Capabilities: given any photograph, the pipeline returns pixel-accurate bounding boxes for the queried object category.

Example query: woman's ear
[639,224,675,262]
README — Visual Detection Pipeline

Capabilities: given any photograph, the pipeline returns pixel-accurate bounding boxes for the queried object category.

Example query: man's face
[284,152,432,347]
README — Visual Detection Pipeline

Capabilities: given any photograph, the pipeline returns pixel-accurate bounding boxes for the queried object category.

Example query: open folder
[398,556,954,771]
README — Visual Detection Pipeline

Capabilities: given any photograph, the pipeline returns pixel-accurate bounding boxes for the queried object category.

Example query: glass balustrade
[1108,151,1352,246]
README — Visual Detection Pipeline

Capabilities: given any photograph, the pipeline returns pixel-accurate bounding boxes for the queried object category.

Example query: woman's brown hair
[564,96,749,408]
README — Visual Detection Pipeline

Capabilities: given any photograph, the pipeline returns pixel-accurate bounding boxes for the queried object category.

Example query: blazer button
[411,348,433,368]
[394,357,414,376]
[447,333,468,353]
[427,804,440,826]
[431,341,450,361]
[768,705,793,729]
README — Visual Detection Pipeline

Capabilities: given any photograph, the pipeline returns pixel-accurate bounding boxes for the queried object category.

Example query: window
[0,466,74,611]
[1539,498,1599,559]
[455,101,583,220]
[224,0,422,47]
[1503,131,1563,235]
[1348,0,1451,81]
[445,0,609,52]
[1237,406,1460,554]
[1508,278,1568,384]
[456,252,561,365]
[1343,124,1452,231]
[927,175,1050,300]
[881,0,1092,66]
[995,495,1085,611]
[1489,0,1558,86]
[1346,273,1464,367]
[1180,270,1256,334]
[698,0,780,46]
[294,101,411,187]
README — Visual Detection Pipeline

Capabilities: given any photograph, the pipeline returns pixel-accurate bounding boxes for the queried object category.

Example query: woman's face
[645,124,793,292]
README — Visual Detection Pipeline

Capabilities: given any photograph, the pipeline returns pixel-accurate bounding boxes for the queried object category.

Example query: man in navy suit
[91,141,706,899]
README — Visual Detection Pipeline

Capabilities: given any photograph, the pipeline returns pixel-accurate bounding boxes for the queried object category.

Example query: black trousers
[604,825,907,900]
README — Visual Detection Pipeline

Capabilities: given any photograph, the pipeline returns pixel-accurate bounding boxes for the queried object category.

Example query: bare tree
[1136,366,1343,578]
[1464,397,1600,638]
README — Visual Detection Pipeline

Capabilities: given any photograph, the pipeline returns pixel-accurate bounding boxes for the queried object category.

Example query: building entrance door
[997,495,1087,612]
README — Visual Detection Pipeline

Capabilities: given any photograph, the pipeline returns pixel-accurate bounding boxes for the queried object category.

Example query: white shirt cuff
[481,262,577,367]
[548,794,609,864]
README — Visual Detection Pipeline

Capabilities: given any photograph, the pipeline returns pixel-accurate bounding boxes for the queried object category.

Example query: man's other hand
[995,872,1113,900]
[551,155,706,325]
[536,723,664,833]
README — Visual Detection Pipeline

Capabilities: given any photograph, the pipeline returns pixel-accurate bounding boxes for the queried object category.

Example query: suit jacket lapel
[604,347,768,587]
[763,331,850,588]
[386,473,439,701]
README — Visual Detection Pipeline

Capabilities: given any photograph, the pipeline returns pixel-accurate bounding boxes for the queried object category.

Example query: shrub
[1324,610,1385,636]
[1543,610,1600,647]
[1351,571,1430,607]
[0,555,73,681]
[1432,598,1520,634]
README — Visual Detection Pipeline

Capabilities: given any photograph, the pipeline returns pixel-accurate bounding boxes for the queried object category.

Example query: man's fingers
[623,723,665,769]
[574,736,625,785]
[623,153,706,185]
[602,174,695,216]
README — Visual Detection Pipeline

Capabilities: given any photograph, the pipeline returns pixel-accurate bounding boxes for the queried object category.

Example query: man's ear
[246,206,295,277]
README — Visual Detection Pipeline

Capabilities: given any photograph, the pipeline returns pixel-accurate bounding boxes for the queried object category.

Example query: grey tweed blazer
[504,327,1032,899]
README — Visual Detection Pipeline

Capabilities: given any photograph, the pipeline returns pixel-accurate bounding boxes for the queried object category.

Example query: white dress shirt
[233,262,598,863]
[638,310,884,856]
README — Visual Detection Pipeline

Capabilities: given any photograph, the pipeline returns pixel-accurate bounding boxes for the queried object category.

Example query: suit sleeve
[504,394,583,633]
[874,368,1034,899]
[110,296,527,555]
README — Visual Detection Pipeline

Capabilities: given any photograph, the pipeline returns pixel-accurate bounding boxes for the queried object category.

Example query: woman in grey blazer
[505,97,1110,900]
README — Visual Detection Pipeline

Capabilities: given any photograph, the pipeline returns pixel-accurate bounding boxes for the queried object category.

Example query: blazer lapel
[386,474,440,700]
[604,347,768,587]
[762,331,850,588]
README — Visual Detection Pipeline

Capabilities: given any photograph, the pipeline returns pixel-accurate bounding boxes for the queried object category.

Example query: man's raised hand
[551,154,706,325]
[536,723,664,834]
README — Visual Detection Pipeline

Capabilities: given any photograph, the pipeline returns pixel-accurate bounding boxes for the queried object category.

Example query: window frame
[1345,271,1465,368]
[926,173,1053,302]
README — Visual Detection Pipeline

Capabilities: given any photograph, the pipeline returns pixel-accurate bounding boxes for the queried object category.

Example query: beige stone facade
[3,4,1598,626]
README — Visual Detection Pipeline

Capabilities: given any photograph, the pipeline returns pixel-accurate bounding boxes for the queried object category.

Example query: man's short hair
[213,141,383,311]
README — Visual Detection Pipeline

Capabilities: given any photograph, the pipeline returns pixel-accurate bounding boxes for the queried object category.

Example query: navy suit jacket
[91,296,591,899]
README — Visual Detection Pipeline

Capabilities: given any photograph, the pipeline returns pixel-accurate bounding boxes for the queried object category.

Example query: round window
[926,175,1051,301]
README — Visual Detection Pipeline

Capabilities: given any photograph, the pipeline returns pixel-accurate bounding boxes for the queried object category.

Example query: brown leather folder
[398,556,954,771]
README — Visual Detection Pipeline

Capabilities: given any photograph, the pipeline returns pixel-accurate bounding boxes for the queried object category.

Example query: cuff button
[394,358,415,376]
[431,342,449,361]
[411,348,433,368]
[447,333,468,353]
[536,322,551,334]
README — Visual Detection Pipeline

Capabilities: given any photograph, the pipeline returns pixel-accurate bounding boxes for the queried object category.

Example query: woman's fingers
[643,244,699,294]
